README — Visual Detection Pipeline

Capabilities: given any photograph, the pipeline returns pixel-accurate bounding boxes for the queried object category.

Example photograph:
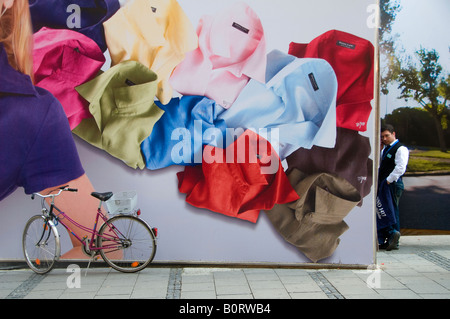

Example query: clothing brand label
[308,73,319,91]
[232,22,249,34]
[336,40,356,49]
[125,78,136,86]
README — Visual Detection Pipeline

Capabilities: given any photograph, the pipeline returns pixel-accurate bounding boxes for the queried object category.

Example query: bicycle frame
[44,199,127,254]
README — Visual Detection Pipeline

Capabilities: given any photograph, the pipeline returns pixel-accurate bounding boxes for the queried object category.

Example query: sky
[380,0,450,117]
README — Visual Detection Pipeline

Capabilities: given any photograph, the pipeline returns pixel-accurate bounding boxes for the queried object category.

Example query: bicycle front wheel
[97,215,156,273]
[22,215,60,274]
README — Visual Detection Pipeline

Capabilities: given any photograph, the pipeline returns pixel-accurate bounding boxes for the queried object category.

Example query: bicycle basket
[105,191,137,215]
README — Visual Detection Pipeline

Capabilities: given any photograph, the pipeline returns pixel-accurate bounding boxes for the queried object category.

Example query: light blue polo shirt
[216,50,338,160]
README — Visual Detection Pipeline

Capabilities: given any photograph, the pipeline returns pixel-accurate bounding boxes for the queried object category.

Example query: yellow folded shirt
[103,0,198,104]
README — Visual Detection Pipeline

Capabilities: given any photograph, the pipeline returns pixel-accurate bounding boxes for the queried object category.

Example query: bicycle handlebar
[31,185,78,200]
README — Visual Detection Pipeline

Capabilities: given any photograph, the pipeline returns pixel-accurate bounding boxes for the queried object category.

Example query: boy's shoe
[386,231,400,251]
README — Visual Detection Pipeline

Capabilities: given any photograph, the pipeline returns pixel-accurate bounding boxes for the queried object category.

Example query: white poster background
[0,0,377,266]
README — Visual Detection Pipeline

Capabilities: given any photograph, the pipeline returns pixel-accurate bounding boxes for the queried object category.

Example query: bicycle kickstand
[85,253,101,277]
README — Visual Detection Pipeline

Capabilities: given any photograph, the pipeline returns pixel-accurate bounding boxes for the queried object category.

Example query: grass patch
[407,157,450,172]
[411,150,450,159]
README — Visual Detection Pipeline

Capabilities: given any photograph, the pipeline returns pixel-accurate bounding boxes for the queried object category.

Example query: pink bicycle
[22,186,157,274]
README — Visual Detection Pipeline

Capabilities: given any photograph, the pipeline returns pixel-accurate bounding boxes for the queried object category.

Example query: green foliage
[379,0,402,94]
[383,107,450,148]
[396,48,449,151]
[398,49,444,103]
[379,1,449,151]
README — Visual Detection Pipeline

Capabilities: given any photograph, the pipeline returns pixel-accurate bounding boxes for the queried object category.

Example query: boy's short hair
[381,124,395,133]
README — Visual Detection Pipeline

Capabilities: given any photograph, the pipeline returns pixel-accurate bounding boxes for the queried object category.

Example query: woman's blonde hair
[0,0,34,80]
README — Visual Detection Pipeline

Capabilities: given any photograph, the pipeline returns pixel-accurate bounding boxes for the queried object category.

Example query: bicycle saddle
[91,192,113,201]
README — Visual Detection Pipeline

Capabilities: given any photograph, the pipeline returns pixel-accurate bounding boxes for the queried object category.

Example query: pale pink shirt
[169,2,267,109]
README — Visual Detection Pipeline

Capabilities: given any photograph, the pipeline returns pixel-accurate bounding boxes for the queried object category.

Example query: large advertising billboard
[0,0,378,266]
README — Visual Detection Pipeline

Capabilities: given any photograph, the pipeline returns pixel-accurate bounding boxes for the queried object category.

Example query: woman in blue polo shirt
[0,0,84,200]
[1,0,102,259]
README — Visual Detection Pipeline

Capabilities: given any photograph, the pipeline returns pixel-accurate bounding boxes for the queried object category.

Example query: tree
[396,48,449,152]
[379,0,402,95]
[383,107,450,148]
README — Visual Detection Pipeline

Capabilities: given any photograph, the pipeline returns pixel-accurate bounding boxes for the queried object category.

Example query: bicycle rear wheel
[97,215,156,273]
[22,215,60,274]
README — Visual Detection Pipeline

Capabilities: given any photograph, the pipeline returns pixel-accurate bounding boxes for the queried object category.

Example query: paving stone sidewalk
[1,236,449,300]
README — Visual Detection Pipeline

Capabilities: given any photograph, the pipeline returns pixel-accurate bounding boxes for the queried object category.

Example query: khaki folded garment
[264,169,361,262]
